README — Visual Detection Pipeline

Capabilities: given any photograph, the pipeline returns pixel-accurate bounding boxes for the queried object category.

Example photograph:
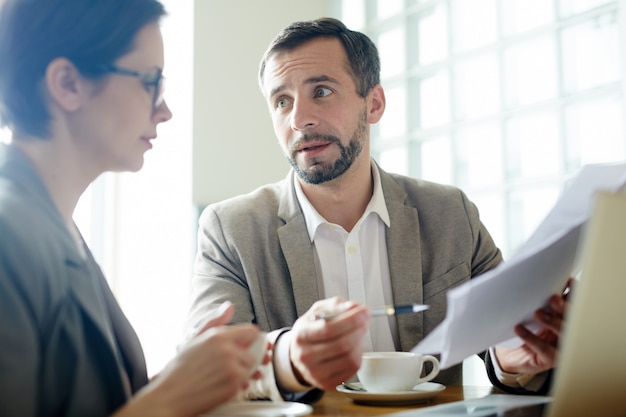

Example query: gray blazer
[0,145,148,417]
[187,164,502,387]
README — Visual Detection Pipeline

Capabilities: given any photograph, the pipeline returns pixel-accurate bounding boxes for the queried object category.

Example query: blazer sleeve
[459,190,503,277]
[185,205,257,339]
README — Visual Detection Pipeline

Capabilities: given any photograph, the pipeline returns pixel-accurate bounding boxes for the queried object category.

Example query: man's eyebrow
[304,75,340,86]
[268,75,340,98]
[269,84,286,99]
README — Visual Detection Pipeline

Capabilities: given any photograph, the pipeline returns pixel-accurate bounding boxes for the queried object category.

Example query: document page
[413,162,626,368]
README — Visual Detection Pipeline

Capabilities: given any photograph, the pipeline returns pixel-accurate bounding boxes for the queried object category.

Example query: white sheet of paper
[412,162,626,368]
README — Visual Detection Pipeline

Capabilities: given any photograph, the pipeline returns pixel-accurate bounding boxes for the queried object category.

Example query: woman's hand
[116,302,261,417]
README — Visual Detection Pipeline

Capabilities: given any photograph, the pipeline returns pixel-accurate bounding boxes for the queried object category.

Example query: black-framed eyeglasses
[99,65,165,111]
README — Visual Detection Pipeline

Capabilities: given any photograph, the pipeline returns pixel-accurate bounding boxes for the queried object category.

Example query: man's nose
[290,98,318,131]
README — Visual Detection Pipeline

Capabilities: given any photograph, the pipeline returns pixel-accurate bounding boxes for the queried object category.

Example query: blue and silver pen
[315,303,429,320]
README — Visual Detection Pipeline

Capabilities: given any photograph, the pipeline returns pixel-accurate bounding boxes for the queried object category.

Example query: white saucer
[202,400,312,416]
[336,382,446,406]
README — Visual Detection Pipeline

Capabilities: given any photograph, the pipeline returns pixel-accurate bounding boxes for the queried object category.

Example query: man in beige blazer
[186,17,567,402]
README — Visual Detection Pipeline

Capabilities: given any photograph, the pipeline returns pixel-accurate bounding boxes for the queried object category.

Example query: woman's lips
[141,136,154,149]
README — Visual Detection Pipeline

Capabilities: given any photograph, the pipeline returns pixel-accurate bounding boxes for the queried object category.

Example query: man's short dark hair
[259,17,380,98]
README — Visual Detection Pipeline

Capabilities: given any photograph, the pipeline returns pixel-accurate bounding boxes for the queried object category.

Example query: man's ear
[366,84,386,124]
[44,58,85,112]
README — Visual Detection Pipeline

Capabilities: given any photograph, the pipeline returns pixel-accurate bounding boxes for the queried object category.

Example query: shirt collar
[294,160,390,242]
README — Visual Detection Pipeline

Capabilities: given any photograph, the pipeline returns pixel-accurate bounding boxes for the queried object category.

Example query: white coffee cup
[248,331,267,373]
[356,352,440,393]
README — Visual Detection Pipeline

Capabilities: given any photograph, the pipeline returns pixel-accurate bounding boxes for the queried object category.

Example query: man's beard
[286,110,367,185]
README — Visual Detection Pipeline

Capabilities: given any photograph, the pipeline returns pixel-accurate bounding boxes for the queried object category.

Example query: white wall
[192,0,332,205]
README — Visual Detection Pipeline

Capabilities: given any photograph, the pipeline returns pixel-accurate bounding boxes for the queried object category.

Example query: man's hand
[288,297,370,391]
[495,278,574,375]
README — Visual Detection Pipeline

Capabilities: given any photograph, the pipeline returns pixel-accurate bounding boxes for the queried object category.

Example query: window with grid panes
[336,0,624,259]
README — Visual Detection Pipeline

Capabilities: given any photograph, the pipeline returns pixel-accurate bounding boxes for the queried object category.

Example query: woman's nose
[153,99,173,123]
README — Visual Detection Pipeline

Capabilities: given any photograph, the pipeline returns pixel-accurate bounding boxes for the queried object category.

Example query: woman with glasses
[0,0,263,416]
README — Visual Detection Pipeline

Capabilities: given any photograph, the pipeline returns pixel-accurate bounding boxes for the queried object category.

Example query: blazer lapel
[65,244,119,349]
[67,248,133,397]
[380,169,425,351]
[99,270,148,392]
[277,172,320,318]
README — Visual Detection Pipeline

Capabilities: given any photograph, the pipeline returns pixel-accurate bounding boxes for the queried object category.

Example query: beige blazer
[188,163,502,388]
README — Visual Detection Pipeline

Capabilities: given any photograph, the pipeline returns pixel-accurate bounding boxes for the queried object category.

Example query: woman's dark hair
[0,0,166,138]
[258,17,380,98]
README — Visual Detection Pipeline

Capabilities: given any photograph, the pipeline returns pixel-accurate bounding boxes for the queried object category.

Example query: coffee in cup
[356,351,440,393]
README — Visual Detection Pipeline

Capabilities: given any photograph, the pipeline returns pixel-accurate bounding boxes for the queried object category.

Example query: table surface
[309,385,496,416]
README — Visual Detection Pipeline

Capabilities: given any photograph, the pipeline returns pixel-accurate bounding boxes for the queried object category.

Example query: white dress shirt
[273,163,401,392]
[296,162,397,352]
